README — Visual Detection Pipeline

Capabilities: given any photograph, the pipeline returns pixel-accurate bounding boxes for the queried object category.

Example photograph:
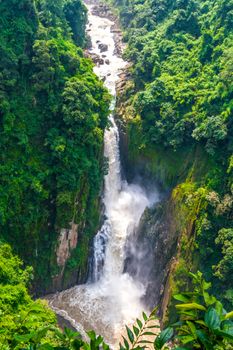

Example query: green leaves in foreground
[119,308,173,350]
[154,327,173,350]
[2,263,233,350]
[86,330,110,350]
[172,272,233,349]
[119,272,233,350]
[12,327,110,350]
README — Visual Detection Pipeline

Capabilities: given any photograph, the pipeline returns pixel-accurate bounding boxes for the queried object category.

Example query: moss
[126,120,213,189]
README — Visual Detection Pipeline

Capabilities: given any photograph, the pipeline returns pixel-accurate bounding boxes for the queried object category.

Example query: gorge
[0,0,232,348]
[48,4,160,344]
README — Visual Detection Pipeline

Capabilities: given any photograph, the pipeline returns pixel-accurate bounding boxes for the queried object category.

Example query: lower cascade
[48,3,159,345]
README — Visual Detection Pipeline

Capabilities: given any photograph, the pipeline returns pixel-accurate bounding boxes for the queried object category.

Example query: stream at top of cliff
[47,3,160,346]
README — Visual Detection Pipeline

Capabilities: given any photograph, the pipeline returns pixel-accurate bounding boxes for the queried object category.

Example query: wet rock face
[124,200,179,311]
[52,222,89,292]
[116,65,132,95]
[98,43,108,52]
[85,52,104,65]
[91,3,116,22]
[56,224,78,267]
[88,2,125,57]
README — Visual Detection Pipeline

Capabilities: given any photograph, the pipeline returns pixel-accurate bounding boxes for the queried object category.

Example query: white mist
[48,4,159,346]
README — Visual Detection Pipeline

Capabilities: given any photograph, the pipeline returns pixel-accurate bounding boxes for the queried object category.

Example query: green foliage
[1,252,233,350]
[171,272,233,349]
[119,308,160,350]
[118,272,233,350]
[0,0,110,291]
[0,243,57,349]
[107,0,233,311]
[0,243,111,350]
[11,327,110,350]
[214,228,233,283]
[64,0,87,47]
[110,0,233,152]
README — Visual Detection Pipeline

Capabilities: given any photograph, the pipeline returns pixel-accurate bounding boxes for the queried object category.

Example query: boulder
[98,43,108,52]
[89,53,104,65]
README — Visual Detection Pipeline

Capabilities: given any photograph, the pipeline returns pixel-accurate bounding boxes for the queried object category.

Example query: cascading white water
[48,4,159,346]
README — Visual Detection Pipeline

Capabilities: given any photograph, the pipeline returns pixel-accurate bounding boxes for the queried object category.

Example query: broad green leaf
[203,291,216,306]
[178,326,191,335]
[188,272,199,281]
[64,327,80,339]
[215,301,223,316]
[204,307,221,330]
[202,280,212,291]
[136,319,143,329]
[119,342,126,350]
[123,336,129,350]
[149,307,159,319]
[126,326,134,344]
[176,303,206,311]
[171,321,184,327]
[102,343,110,350]
[154,327,173,349]
[173,294,190,303]
[225,311,233,320]
[141,331,157,336]
[213,329,233,340]
[143,312,148,322]
[87,330,96,341]
[14,333,33,342]
[94,335,104,347]
[222,319,233,334]
[196,330,212,350]
[186,321,197,338]
[178,335,195,344]
[133,325,139,336]
[177,310,197,317]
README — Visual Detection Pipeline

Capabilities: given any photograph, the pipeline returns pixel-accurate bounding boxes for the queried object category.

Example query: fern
[119,308,162,350]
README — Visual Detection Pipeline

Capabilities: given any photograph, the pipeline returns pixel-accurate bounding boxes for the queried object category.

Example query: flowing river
[48,3,159,346]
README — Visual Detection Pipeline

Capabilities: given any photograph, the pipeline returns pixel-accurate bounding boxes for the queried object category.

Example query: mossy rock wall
[120,121,232,319]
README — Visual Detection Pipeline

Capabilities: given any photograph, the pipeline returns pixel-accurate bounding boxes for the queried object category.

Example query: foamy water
[48,4,159,346]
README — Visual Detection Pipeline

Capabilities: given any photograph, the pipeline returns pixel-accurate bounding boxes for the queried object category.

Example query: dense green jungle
[107,0,233,315]
[0,0,232,349]
[0,0,111,294]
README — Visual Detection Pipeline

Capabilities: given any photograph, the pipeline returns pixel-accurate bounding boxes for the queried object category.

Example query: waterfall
[48,4,159,346]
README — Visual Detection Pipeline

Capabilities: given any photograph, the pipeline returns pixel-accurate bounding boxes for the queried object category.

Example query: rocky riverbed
[84,0,132,92]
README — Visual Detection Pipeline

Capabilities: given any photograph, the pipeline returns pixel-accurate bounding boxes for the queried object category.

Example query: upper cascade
[48,3,159,346]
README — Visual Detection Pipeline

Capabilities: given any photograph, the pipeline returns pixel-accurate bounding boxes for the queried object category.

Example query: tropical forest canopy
[106,0,233,310]
[0,0,233,349]
[0,0,110,291]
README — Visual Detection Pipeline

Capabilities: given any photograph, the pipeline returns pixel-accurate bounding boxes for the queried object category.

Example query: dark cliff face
[124,200,179,313]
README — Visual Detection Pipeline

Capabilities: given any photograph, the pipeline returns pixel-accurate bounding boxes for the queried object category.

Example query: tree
[215,228,233,282]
